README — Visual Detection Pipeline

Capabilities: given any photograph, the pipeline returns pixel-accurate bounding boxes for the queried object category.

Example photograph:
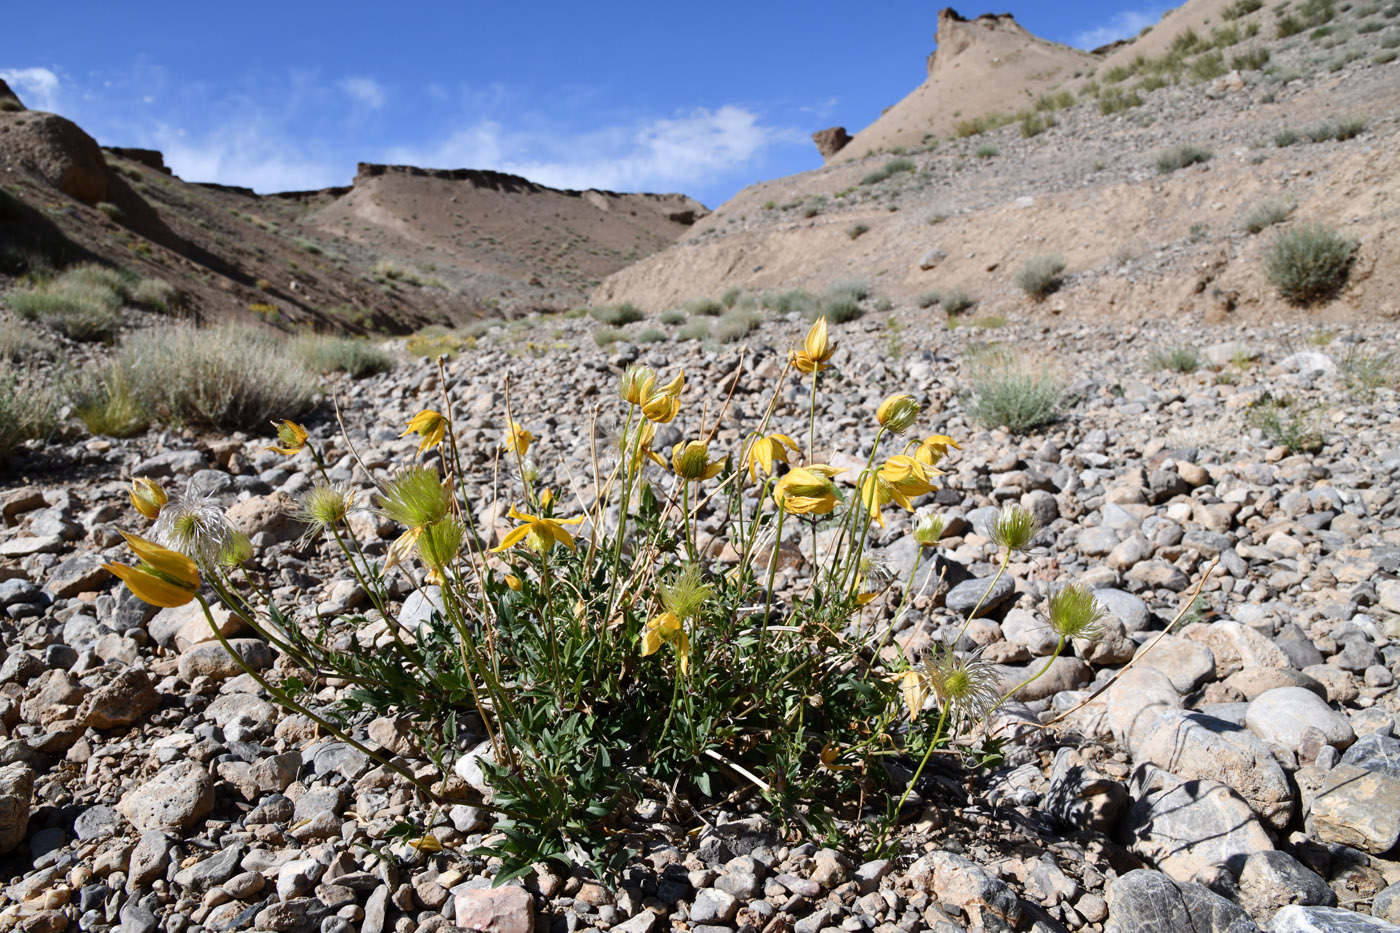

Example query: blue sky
[2,2,1168,208]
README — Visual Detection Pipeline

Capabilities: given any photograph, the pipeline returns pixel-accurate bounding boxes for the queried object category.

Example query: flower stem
[759,508,788,663]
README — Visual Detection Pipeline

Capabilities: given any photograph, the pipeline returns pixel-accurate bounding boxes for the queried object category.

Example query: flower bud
[913,509,945,547]
[129,478,168,520]
[876,393,921,435]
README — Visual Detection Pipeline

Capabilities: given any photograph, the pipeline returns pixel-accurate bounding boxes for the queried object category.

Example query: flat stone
[1106,666,1183,757]
[690,888,738,924]
[73,668,161,730]
[906,851,1021,933]
[0,536,65,557]
[1339,733,1400,779]
[1122,764,1274,883]
[945,575,1015,617]
[1136,636,1217,694]
[1246,687,1355,754]
[117,761,214,833]
[453,885,534,933]
[1237,850,1334,917]
[178,639,272,682]
[0,762,35,854]
[73,805,123,841]
[45,554,110,598]
[1298,764,1400,855]
[1182,621,1289,677]
[1269,905,1400,932]
[1103,869,1260,933]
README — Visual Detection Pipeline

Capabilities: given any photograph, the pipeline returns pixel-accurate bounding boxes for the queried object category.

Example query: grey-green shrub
[592,328,625,347]
[66,362,147,437]
[677,320,711,341]
[0,319,53,361]
[967,350,1067,434]
[634,327,667,344]
[942,289,975,314]
[860,158,916,186]
[1016,254,1066,299]
[121,325,317,430]
[1149,346,1203,373]
[658,309,686,325]
[132,278,178,313]
[1263,222,1356,304]
[291,334,396,377]
[916,291,942,309]
[713,309,760,343]
[1238,198,1294,234]
[1156,144,1213,173]
[589,303,645,325]
[813,280,870,323]
[0,365,61,457]
[684,297,724,317]
[846,223,871,240]
[761,290,816,316]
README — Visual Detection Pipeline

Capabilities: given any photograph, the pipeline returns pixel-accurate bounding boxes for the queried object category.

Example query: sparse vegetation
[589,302,646,325]
[860,158,916,186]
[677,319,711,341]
[846,223,871,240]
[119,325,317,430]
[1019,111,1055,137]
[974,144,999,159]
[1234,48,1272,70]
[684,297,724,318]
[713,309,761,343]
[132,277,178,313]
[371,260,445,289]
[952,111,1013,137]
[1274,127,1302,147]
[1263,222,1356,304]
[1307,115,1367,140]
[916,291,942,309]
[966,347,1067,434]
[1156,144,1213,173]
[1149,346,1203,373]
[96,201,124,221]
[814,280,870,323]
[290,334,397,377]
[1248,394,1324,452]
[1223,0,1264,19]
[1099,87,1144,115]
[66,362,147,437]
[1189,51,1229,82]
[1340,346,1395,400]
[760,290,816,317]
[0,365,60,457]
[657,309,686,325]
[634,327,667,344]
[592,328,626,347]
[1238,197,1294,233]
[1015,254,1066,300]
[942,289,975,314]
[5,263,131,343]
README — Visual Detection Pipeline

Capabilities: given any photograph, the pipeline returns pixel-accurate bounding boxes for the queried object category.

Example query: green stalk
[759,508,788,663]
[982,636,1065,726]
[949,547,1010,648]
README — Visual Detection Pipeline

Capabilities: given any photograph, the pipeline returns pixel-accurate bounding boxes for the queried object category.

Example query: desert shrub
[66,361,148,437]
[589,303,645,325]
[676,320,711,341]
[812,280,869,323]
[1234,48,1272,69]
[0,319,53,361]
[1238,198,1294,233]
[846,223,871,240]
[1274,127,1301,147]
[942,289,975,314]
[684,297,724,318]
[96,201,124,221]
[1340,346,1395,400]
[592,328,625,347]
[1212,24,1242,47]
[1156,144,1213,173]
[0,365,60,457]
[1263,222,1356,304]
[1099,87,1144,114]
[760,290,816,316]
[634,327,667,344]
[1019,111,1055,137]
[952,112,1012,137]
[1016,254,1066,299]
[1308,115,1367,140]
[1035,90,1075,111]
[720,286,743,308]
[1189,52,1229,81]
[290,334,396,377]
[405,329,474,359]
[712,309,760,343]
[1149,346,1203,373]
[801,197,827,218]
[1277,14,1305,37]
[974,144,999,159]
[860,158,916,186]
[657,309,686,325]
[1247,394,1323,452]
[291,235,324,255]
[131,278,177,313]
[916,291,942,309]
[1223,0,1264,18]
[1376,49,1400,63]
[967,348,1067,433]
[120,325,317,429]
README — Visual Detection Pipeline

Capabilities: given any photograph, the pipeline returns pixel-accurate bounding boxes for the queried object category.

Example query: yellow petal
[545,521,578,552]
[129,478,167,520]
[385,526,425,571]
[505,573,522,592]
[103,562,196,608]
[119,531,199,589]
[901,671,928,722]
[491,525,532,553]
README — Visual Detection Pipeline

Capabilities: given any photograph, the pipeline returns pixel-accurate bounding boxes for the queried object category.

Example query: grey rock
[906,851,1021,933]
[1269,905,1400,931]
[1246,687,1355,753]
[73,668,161,730]
[1137,636,1217,694]
[1044,747,1127,834]
[1373,881,1400,925]
[1135,710,1293,829]
[44,553,110,599]
[1122,764,1274,882]
[73,805,124,841]
[126,831,172,892]
[400,587,445,628]
[1103,869,1260,933]
[945,575,1015,617]
[1238,850,1335,917]
[277,857,325,901]
[132,449,208,477]
[173,843,246,894]
[1002,609,1060,656]
[178,638,272,682]
[1106,666,1183,757]
[292,785,345,823]
[1339,733,1400,779]
[117,761,214,832]
[1094,588,1151,633]
[1298,763,1400,854]
[0,762,34,854]
[689,888,738,924]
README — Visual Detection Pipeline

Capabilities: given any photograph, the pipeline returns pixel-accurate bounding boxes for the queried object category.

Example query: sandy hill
[593,1,1400,325]
[830,8,1099,163]
[0,83,703,333]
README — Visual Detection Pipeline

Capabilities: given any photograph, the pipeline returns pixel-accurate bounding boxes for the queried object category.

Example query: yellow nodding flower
[492,505,584,554]
[641,370,684,424]
[400,410,447,455]
[792,316,836,374]
[746,433,799,482]
[898,669,930,722]
[266,420,309,457]
[103,531,200,608]
[503,419,534,458]
[876,394,921,434]
[858,474,894,527]
[773,464,843,516]
[672,440,724,481]
[640,611,690,676]
[880,455,937,507]
[504,573,523,592]
[129,478,168,520]
[915,434,962,468]
[618,365,657,405]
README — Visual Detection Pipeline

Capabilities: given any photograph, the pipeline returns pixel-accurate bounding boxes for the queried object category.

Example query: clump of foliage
[966,346,1068,433]
[1262,222,1356,305]
[1238,198,1294,234]
[590,303,646,325]
[291,334,397,377]
[860,158,916,186]
[1149,346,1203,373]
[1247,393,1324,452]
[1156,144,1213,173]
[1015,254,1067,300]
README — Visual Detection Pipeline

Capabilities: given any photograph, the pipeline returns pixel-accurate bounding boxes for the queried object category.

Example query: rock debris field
[2,308,1400,933]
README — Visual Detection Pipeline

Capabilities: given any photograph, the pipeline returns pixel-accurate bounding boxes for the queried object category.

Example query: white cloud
[0,67,62,111]
[151,121,344,193]
[388,105,798,194]
[1072,6,1170,49]
[340,76,385,110]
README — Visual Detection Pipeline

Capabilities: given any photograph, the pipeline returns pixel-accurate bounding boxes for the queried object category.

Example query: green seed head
[660,564,713,620]
[991,504,1041,553]
[1047,584,1106,641]
[913,508,946,547]
[418,517,465,573]
[378,466,450,529]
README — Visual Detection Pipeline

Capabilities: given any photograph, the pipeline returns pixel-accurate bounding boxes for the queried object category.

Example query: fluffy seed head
[919,647,1001,730]
[660,564,713,620]
[618,365,656,405]
[1047,584,1106,641]
[913,508,946,547]
[418,517,465,574]
[299,482,354,535]
[378,466,451,529]
[991,504,1041,552]
[152,482,235,569]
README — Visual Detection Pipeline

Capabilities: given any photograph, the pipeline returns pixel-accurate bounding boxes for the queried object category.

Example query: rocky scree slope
[0,307,1398,932]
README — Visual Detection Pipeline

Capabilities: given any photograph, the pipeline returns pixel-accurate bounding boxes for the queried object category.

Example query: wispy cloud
[1072,6,1171,49]
[0,66,62,111]
[340,76,385,110]
[388,105,801,194]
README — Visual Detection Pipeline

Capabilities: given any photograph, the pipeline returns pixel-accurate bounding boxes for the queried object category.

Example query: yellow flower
[876,394,921,435]
[819,741,852,772]
[672,440,724,481]
[641,371,684,424]
[504,573,523,592]
[103,531,200,608]
[503,419,534,458]
[266,420,309,456]
[640,611,691,676]
[792,316,836,373]
[914,434,962,468]
[400,410,447,455]
[746,433,799,481]
[880,455,937,506]
[899,669,930,722]
[773,464,843,515]
[492,505,585,554]
[129,478,167,520]
[618,365,657,405]
[858,474,894,527]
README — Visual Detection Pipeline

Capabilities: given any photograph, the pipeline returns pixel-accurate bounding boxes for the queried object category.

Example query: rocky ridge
[1,306,1399,933]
